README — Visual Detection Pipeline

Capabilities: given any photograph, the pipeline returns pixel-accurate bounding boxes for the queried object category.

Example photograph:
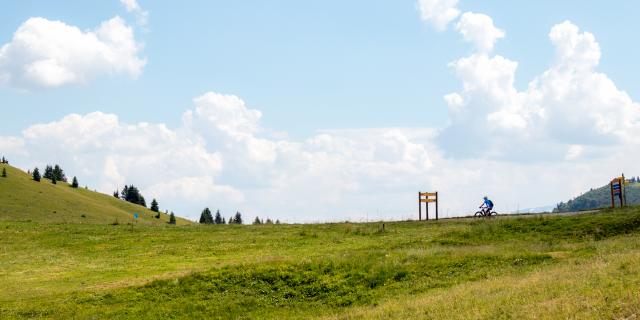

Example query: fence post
[418,192,421,221]
[435,191,439,221]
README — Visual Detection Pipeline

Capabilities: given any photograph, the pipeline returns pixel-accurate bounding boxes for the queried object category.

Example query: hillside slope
[0,164,190,225]
[555,181,640,212]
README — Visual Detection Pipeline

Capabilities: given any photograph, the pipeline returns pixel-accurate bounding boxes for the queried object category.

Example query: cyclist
[480,196,494,216]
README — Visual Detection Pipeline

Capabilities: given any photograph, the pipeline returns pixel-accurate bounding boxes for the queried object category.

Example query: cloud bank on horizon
[1,1,639,222]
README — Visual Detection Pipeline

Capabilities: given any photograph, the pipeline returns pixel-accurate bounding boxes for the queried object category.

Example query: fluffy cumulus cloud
[455,12,505,53]
[417,0,460,31]
[440,18,640,162]
[0,16,145,89]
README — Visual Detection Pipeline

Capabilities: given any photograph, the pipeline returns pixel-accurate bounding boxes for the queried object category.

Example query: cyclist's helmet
[483,196,488,200]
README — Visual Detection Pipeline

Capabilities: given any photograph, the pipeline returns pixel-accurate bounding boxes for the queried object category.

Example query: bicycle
[474,206,497,217]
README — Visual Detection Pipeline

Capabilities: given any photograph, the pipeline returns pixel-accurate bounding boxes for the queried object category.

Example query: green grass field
[1,163,639,319]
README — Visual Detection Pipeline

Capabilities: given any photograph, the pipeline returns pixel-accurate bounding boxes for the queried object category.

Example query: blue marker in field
[133,213,139,219]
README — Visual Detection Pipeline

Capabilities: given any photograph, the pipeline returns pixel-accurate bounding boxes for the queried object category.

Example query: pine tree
[228,216,234,224]
[265,218,273,224]
[43,165,53,180]
[214,210,223,224]
[53,165,67,182]
[222,217,226,224]
[33,167,41,182]
[253,216,262,225]
[51,176,57,184]
[275,219,281,224]
[199,208,214,224]
[71,176,79,188]
[1,156,6,164]
[121,185,129,199]
[234,212,243,225]
[150,199,159,212]
[169,212,176,225]
[1,168,6,178]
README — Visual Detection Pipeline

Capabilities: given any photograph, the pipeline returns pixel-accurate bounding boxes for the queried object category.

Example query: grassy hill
[0,163,190,225]
[1,206,639,318]
[555,180,640,212]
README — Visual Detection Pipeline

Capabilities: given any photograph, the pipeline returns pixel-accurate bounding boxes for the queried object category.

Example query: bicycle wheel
[474,211,483,217]
[490,211,498,216]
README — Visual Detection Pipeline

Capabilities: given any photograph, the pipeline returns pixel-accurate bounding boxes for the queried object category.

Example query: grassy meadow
[1,204,639,319]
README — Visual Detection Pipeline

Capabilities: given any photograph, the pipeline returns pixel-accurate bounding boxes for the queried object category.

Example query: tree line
[199,208,280,225]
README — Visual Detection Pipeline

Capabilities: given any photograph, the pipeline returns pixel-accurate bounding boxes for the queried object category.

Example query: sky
[1,0,639,222]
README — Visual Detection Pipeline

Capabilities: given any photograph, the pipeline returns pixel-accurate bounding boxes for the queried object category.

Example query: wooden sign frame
[418,192,439,221]
[610,174,627,208]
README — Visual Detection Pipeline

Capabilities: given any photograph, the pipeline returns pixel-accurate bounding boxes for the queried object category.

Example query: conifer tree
[228,216,234,224]
[53,165,67,182]
[1,168,6,178]
[253,216,262,225]
[234,212,243,225]
[71,176,79,188]
[214,210,223,224]
[33,167,41,182]
[51,176,57,184]
[150,199,159,212]
[275,219,281,224]
[222,217,226,224]
[169,212,176,225]
[199,208,214,224]
[43,165,53,180]
[266,218,273,224]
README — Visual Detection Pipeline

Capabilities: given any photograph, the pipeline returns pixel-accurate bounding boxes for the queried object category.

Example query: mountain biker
[480,196,494,216]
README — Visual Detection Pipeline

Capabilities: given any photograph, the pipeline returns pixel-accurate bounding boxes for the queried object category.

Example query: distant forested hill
[554,178,640,212]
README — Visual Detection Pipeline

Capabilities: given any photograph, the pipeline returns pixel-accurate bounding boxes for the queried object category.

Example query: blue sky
[1,1,639,221]
[3,1,638,137]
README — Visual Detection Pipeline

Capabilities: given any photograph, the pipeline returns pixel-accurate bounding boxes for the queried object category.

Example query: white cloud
[120,0,149,27]
[455,12,505,53]
[0,16,145,89]
[417,0,460,31]
[440,20,640,161]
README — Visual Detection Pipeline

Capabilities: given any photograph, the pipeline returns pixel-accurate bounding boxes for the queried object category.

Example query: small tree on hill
[265,218,273,224]
[275,219,281,224]
[33,167,41,182]
[214,210,223,224]
[43,165,53,180]
[233,212,243,225]
[222,217,226,224]
[253,216,262,225]
[113,190,119,198]
[1,156,7,164]
[71,176,79,188]
[150,199,159,212]
[53,165,67,182]
[1,168,6,178]
[228,216,233,224]
[199,208,214,224]
[169,212,176,225]
[51,175,57,184]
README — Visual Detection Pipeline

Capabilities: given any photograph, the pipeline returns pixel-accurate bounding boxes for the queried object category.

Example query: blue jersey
[484,199,494,208]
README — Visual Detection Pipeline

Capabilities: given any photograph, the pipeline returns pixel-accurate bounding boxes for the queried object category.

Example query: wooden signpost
[610,174,627,208]
[419,192,439,221]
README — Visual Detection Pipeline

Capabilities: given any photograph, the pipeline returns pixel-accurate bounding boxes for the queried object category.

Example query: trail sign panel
[133,213,139,219]
[610,174,627,208]
[418,192,439,221]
